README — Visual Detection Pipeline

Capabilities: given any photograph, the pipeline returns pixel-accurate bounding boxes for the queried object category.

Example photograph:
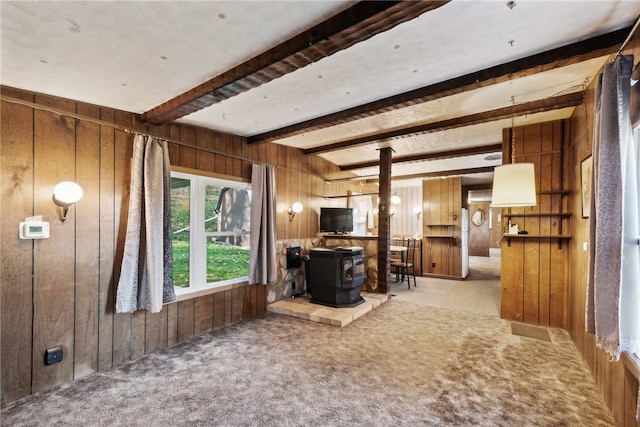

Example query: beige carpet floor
[391,256,501,317]
[2,256,615,426]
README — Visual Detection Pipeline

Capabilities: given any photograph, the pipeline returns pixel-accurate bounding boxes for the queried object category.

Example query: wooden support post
[377,147,393,293]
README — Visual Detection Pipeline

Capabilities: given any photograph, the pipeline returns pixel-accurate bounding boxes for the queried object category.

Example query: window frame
[170,168,251,299]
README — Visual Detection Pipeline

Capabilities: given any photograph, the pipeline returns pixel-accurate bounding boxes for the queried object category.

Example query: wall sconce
[53,181,83,222]
[287,202,303,221]
[413,206,422,219]
[391,193,401,205]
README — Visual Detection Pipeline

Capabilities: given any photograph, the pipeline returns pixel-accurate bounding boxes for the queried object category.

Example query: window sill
[621,352,640,380]
[172,279,249,302]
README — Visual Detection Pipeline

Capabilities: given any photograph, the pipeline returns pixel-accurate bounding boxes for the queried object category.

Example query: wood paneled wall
[422,177,462,278]
[565,35,640,426]
[0,86,363,404]
[499,120,568,328]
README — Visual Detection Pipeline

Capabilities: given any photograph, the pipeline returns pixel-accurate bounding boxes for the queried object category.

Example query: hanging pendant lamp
[491,163,537,207]
[491,97,537,207]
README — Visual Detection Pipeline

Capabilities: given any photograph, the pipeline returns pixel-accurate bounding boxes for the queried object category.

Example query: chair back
[404,238,416,267]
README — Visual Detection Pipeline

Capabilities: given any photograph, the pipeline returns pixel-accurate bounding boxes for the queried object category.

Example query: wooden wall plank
[611,359,625,426]
[74,102,101,379]
[522,237,540,324]
[194,295,214,335]
[243,285,253,320]
[132,311,146,358]
[196,128,215,172]
[256,284,266,315]
[501,239,524,322]
[549,238,565,327]
[231,287,243,324]
[31,95,76,393]
[177,300,195,343]
[98,108,115,371]
[1,92,35,403]
[224,290,233,326]
[167,303,178,347]
[213,292,226,330]
[624,367,640,427]
[145,310,167,355]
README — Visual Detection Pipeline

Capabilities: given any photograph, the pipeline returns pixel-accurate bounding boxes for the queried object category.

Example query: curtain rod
[0,94,323,176]
[612,14,640,63]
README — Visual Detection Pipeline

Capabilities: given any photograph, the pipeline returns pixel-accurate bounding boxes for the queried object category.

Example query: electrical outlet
[44,346,63,365]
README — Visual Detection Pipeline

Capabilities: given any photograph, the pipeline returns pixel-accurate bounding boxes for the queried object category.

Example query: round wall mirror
[471,208,485,226]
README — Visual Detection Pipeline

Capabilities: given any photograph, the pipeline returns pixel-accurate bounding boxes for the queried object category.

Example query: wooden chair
[391,238,417,289]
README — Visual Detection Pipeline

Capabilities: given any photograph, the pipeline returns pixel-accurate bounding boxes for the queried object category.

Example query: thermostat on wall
[19,216,50,239]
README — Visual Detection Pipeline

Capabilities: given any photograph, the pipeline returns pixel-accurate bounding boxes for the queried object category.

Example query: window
[630,126,640,360]
[170,171,251,296]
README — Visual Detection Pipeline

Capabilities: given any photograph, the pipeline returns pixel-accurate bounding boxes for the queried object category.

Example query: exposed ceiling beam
[303,91,582,155]
[322,165,497,184]
[248,26,629,144]
[324,174,379,183]
[370,166,496,182]
[142,1,448,125]
[340,143,503,171]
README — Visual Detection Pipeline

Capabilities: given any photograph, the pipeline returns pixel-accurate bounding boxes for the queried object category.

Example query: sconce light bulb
[53,181,83,206]
[288,202,303,221]
[291,202,303,214]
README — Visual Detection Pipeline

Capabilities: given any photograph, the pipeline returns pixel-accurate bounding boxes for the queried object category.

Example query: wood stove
[308,246,365,308]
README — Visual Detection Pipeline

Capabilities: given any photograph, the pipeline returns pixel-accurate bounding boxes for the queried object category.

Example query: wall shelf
[424,234,455,238]
[504,213,572,218]
[503,233,571,248]
[503,234,572,239]
[538,190,571,195]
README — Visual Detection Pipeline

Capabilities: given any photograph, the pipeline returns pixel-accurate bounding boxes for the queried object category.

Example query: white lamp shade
[491,163,537,207]
[53,181,84,205]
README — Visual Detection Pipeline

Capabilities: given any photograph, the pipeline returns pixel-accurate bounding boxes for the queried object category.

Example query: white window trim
[171,170,250,298]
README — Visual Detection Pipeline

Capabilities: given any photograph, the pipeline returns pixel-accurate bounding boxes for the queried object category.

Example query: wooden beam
[303,92,582,155]
[339,144,503,171]
[377,147,393,294]
[365,166,496,183]
[249,27,629,144]
[142,1,448,125]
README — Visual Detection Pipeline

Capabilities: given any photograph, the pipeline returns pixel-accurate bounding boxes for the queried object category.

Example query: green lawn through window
[173,240,249,288]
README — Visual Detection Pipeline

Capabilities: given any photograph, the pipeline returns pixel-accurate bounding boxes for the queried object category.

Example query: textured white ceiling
[2,0,639,184]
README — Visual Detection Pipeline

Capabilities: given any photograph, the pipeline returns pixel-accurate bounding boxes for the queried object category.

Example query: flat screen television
[320,207,353,234]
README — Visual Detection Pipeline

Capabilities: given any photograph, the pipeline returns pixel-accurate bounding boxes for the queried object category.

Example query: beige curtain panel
[116,134,176,313]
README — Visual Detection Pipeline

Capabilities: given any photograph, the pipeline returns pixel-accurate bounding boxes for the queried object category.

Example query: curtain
[586,53,640,420]
[248,163,277,285]
[116,134,176,313]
